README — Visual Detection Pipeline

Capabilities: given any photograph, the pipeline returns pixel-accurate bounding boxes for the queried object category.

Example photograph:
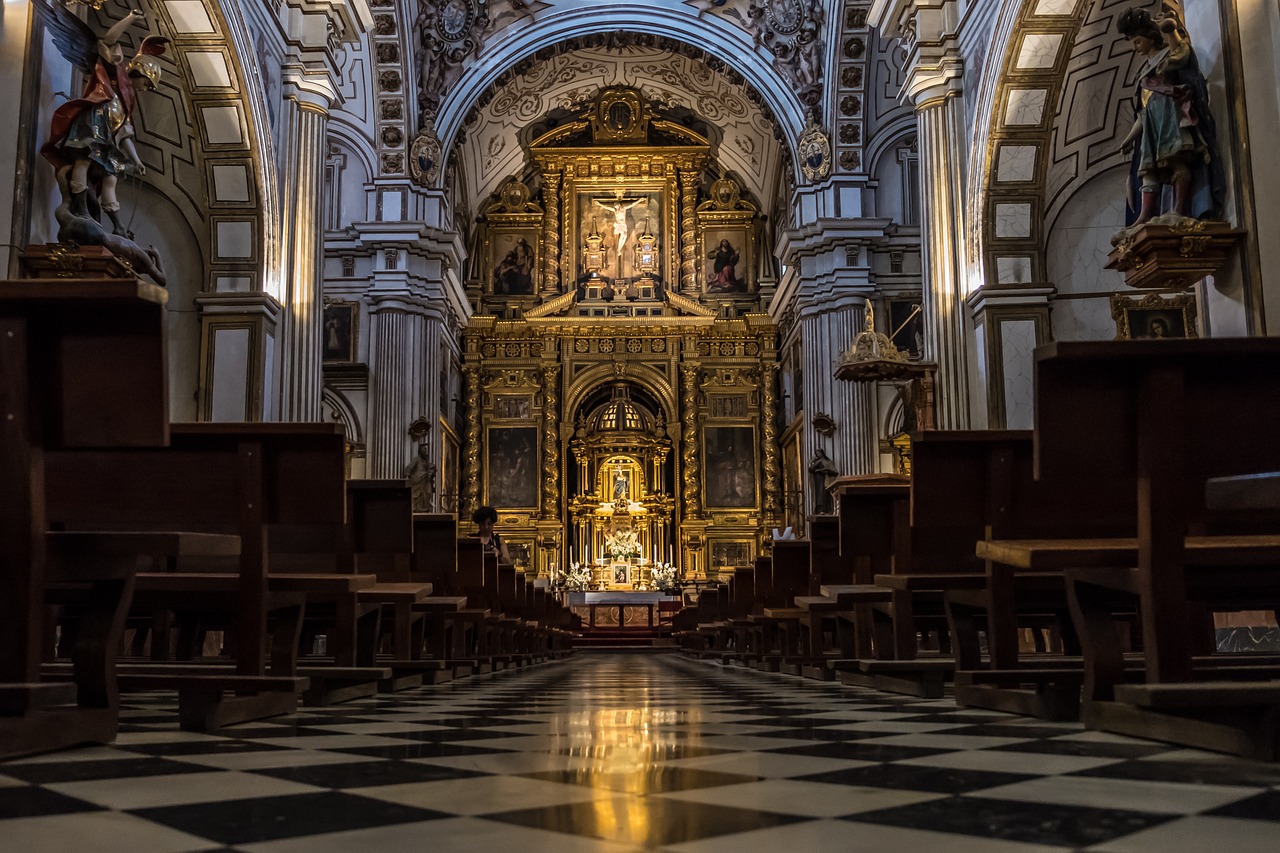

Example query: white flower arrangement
[558,561,593,591]
[604,529,641,561]
[649,562,679,591]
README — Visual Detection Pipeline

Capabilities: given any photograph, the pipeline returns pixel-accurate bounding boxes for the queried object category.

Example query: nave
[3,653,1280,852]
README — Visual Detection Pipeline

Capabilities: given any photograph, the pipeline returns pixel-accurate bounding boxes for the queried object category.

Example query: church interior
[5,0,1280,848]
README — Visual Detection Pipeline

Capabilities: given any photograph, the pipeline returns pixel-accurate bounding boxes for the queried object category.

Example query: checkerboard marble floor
[4,654,1280,852]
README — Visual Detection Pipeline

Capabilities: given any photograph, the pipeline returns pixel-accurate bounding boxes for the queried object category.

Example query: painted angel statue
[33,1,170,282]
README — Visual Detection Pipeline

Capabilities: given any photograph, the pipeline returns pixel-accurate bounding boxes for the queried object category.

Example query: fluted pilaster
[916,96,971,429]
[279,98,328,421]
[802,303,877,490]
[367,299,429,477]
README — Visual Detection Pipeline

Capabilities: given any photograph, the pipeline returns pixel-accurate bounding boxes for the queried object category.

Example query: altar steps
[572,628,675,650]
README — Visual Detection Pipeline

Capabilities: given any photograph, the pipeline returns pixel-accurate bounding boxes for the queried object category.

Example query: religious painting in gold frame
[576,189,663,283]
[439,421,459,513]
[703,225,754,294]
[485,426,538,508]
[487,227,539,296]
[1110,291,1198,340]
[703,425,757,509]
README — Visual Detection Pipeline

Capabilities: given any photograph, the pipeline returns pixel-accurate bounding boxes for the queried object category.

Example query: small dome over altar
[584,383,655,435]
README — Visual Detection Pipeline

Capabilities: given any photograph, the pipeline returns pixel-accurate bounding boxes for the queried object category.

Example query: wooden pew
[43,423,353,731]
[1,276,174,758]
[985,339,1280,758]
[409,514,479,679]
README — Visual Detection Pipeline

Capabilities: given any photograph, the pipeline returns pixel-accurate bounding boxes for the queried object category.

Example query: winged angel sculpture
[33,1,170,285]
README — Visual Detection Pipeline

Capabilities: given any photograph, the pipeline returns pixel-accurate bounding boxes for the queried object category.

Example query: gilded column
[679,170,699,293]
[541,171,562,294]
[916,94,971,429]
[540,364,561,517]
[680,362,701,517]
[461,365,482,517]
[760,361,782,525]
[278,89,330,421]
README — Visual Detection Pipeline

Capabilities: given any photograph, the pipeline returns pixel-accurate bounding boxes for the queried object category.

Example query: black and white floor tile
[4,654,1280,851]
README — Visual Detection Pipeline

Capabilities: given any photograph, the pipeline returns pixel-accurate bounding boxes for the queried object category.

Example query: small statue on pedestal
[33,1,170,284]
[1113,3,1225,244]
[808,447,839,515]
[403,443,436,512]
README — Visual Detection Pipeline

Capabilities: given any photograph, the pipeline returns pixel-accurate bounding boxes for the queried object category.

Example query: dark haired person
[472,505,512,563]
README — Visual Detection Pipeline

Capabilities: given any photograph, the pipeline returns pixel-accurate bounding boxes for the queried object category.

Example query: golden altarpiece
[461,88,780,588]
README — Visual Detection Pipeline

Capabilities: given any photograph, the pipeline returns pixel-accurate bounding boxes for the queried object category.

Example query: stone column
[800,301,877,480]
[915,93,971,429]
[277,80,333,422]
[871,0,972,429]
[541,171,562,295]
[367,294,429,477]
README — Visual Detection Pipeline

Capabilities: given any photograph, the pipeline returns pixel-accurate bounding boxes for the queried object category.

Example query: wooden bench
[1,277,170,758]
[992,339,1280,758]
[44,422,352,730]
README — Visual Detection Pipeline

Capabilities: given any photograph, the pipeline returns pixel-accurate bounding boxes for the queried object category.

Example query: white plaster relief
[996,145,1037,182]
[1004,89,1047,126]
[1000,319,1038,429]
[996,257,1032,284]
[1033,0,1079,16]
[215,221,253,258]
[994,203,1033,238]
[164,0,215,34]
[201,105,245,145]
[211,164,251,202]
[1016,33,1064,69]
[187,51,232,88]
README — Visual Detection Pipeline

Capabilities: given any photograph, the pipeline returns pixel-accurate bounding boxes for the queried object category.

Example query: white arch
[435,5,808,178]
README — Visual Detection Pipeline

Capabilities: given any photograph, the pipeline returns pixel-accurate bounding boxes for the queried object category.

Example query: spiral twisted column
[461,365,482,518]
[679,170,699,293]
[540,364,561,517]
[760,362,782,525]
[680,362,701,517]
[541,171,562,294]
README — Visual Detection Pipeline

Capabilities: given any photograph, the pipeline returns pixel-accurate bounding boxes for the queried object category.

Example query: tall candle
[569,546,574,565]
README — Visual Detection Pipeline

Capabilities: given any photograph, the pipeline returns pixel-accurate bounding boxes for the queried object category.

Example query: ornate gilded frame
[1110,291,1198,340]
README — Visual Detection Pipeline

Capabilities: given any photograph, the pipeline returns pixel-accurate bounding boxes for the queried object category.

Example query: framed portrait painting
[486,426,538,508]
[322,301,358,363]
[1110,291,1198,340]
[488,228,539,296]
[702,226,754,295]
[703,426,757,508]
